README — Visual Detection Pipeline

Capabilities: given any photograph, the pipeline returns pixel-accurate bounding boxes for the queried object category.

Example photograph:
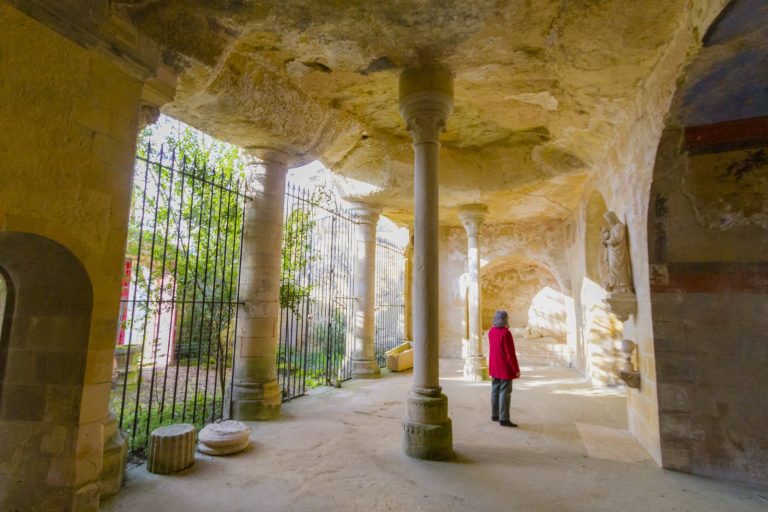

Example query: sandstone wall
[561,0,728,465]
[0,4,144,508]
[438,221,568,359]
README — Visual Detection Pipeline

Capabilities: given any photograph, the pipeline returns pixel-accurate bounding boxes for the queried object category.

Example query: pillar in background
[399,64,454,461]
[403,232,414,341]
[459,204,489,381]
[349,202,382,379]
[231,150,289,420]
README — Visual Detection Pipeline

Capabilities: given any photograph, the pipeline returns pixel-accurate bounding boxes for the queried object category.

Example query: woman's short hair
[493,310,509,328]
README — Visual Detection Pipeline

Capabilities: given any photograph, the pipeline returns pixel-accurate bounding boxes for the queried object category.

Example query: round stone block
[146,424,196,475]
[198,420,251,456]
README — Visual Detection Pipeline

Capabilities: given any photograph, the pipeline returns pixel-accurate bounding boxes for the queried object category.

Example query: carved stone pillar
[399,65,454,461]
[231,150,289,420]
[350,202,382,379]
[459,204,489,381]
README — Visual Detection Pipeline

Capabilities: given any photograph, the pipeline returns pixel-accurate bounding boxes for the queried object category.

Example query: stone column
[459,204,489,381]
[349,202,382,378]
[231,150,289,420]
[403,232,414,341]
[399,65,454,460]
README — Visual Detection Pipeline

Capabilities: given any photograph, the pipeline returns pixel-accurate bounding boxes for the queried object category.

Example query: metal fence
[374,237,406,366]
[278,184,357,400]
[112,143,245,458]
[112,144,408,456]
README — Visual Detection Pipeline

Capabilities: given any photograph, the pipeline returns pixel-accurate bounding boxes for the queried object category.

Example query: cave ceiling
[114,0,698,226]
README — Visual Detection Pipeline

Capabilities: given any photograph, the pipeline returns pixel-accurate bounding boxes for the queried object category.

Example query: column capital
[244,147,294,168]
[348,202,382,224]
[458,204,488,236]
[399,65,454,144]
[138,103,160,130]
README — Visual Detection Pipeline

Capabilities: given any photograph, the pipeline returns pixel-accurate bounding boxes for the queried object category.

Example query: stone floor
[102,360,766,512]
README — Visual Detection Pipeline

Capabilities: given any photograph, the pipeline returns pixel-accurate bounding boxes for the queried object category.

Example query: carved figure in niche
[600,211,634,294]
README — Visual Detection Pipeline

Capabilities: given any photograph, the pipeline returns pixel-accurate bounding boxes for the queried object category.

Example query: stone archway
[480,258,561,331]
[0,232,96,510]
[577,190,623,386]
[480,257,572,367]
[646,0,768,486]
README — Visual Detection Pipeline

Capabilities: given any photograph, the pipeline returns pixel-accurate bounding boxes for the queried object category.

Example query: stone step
[514,337,571,368]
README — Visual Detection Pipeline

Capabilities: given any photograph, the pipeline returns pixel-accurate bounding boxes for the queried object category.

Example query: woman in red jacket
[488,310,520,427]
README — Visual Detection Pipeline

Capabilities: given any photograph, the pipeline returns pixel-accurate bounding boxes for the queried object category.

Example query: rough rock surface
[112,0,723,226]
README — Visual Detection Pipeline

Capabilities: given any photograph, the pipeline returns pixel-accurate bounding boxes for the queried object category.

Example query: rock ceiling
[115,0,702,226]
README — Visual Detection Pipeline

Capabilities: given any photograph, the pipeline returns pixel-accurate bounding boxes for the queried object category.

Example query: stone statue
[600,211,633,294]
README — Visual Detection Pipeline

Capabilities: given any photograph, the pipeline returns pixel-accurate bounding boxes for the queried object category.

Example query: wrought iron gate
[278,184,356,400]
[374,237,406,366]
[113,141,409,455]
[112,143,245,457]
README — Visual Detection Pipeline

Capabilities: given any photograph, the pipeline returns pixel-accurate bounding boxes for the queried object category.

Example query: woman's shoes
[491,416,498,421]
[499,420,518,427]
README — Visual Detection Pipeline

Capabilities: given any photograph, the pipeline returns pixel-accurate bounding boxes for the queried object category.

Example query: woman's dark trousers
[491,378,512,421]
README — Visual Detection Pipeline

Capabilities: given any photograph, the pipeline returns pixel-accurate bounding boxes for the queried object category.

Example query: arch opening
[0,232,96,509]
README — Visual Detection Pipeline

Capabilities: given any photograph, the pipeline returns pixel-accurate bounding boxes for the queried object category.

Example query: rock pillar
[399,65,454,461]
[232,150,289,420]
[458,204,489,381]
[349,202,382,379]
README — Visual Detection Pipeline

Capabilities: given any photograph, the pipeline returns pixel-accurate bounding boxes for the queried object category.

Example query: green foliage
[280,208,316,313]
[276,308,348,392]
[116,390,216,456]
[312,308,348,358]
[126,117,245,373]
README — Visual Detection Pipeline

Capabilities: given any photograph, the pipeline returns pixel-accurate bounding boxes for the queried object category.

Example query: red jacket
[488,326,520,380]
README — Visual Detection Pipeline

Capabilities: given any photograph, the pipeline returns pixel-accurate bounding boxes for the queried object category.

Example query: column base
[401,389,454,461]
[231,380,282,420]
[101,411,127,497]
[463,355,488,382]
[350,357,382,379]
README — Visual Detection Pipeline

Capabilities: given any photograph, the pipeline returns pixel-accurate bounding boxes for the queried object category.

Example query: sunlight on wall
[580,277,623,386]
[527,286,569,339]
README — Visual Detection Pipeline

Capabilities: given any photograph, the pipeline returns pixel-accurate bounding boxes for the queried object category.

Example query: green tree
[125,117,246,404]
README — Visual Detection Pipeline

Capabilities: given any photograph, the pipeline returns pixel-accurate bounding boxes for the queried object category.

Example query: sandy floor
[102,360,765,512]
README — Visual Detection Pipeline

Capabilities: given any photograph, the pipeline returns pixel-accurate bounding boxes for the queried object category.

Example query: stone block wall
[648,129,768,486]
[0,4,145,508]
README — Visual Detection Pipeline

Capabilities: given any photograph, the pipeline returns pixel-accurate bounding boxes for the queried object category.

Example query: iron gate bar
[115,142,406,456]
[374,235,406,367]
[114,142,247,457]
[278,184,359,400]
[143,146,177,441]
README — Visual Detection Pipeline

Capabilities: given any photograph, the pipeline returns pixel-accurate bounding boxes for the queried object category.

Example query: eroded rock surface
[111,0,723,225]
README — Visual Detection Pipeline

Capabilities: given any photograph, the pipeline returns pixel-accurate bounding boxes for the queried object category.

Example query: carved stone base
[605,292,637,321]
[463,355,488,382]
[619,370,641,389]
[100,412,127,497]
[198,420,251,456]
[351,357,382,379]
[231,380,282,420]
[401,389,454,461]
